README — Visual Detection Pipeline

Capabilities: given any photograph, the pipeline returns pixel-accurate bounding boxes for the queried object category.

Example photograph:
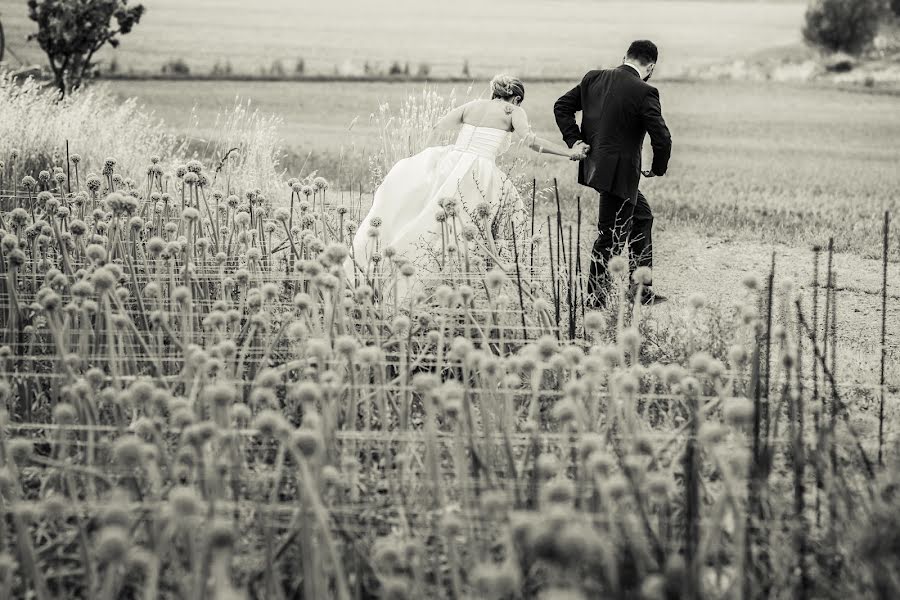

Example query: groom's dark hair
[626,40,658,65]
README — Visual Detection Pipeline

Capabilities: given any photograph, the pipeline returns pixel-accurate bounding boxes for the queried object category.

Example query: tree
[27,0,145,96]
[802,0,885,56]
[892,0,900,17]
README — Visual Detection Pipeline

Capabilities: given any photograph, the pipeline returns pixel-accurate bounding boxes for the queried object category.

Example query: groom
[554,40,672,306]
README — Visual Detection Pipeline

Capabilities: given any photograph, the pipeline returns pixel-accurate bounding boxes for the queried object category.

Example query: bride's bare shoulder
[460,99,491,114]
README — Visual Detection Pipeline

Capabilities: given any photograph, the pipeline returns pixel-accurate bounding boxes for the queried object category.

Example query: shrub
[802,0,885,55]
[270,60,285,77]
[161,58,190,76]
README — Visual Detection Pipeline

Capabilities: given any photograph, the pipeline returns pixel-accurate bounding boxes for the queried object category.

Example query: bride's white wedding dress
[348,123,524,295]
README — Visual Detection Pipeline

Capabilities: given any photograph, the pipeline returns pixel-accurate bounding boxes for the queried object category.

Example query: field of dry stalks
[0,76,897,600]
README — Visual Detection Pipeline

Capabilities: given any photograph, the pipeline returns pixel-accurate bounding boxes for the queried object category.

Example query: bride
[348,75,588,296]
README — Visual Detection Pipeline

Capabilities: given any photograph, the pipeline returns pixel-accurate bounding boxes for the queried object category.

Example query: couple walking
[350,40,672,307]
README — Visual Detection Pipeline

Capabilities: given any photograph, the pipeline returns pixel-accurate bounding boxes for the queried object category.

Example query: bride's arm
[511,107,584,158]
[424,103,469,146]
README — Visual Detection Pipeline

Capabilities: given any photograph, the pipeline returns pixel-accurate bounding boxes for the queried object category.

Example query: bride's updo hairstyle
[490,74,525,103]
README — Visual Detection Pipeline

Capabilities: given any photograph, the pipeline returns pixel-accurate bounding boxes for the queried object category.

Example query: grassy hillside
[104,77,900,258]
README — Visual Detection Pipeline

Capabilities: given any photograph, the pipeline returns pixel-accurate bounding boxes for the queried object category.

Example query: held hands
[641,169,657,178]
[570,141,590,161]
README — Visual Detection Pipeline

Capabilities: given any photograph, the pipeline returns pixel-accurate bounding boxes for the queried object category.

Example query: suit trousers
[587,190,653,301]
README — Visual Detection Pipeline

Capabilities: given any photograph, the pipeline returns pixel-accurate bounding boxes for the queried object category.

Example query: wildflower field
[0,72,898,600]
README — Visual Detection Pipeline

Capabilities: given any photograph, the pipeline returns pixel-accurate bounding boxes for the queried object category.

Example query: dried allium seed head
[679,376,701,398]
[481,489,509,516]
[632,266,653,285]
[536,335,558,362]
[207,518,236,551]
[645,472,672,501]
[536,453,560,478]
[204,382,236,408]
[391,315,411,335]
[292,428,323,459]
[334,335,359,357]
[583,310,607,333]
[608,255,628,275]
[113,436,144,469]
[168,486,202,520]
[485,268,506,290]
[723,397,754,426]
[95,526,129,564]
[632,433,654,456]
[663,364,685,386]
[289,381,322,405]
[543,476,576,505]
[321,465,342,488]
[253,409,290,439]
[773,324,787,341]
[586,451,614,477]
[604,474,629,501]
[688,351,713,374]
[183,421,217,448]
[728,344,748,367]
[372,539,403,573]
[741,305,759,325]
[101,493,132,529]
[699,422,728,446]
[619,327,641,351]
[8,438,33,465]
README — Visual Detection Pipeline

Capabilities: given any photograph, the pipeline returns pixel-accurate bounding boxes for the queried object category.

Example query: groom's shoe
[639,288,667,306]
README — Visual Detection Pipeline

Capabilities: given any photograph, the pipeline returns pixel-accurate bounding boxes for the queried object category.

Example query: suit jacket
[554,65,672,204]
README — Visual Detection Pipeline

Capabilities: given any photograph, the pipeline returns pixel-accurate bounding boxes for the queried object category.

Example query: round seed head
[207,518,236,552]
[723,397,755,426]
[95,526,129,564]
[632,266,653,285]
[292,428,323,459]
[169,486,203,520]
[728,344,748,367]
[543,476,576,505]
[688,352,713,374]
[608,255,628,275]
[536,453,560,478]
[113,435,144,469]
[485,268,506,290]
[8,438,32,465]
[584,310,607,333]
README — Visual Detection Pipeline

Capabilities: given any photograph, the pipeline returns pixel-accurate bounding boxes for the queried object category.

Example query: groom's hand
[571,141,590,161]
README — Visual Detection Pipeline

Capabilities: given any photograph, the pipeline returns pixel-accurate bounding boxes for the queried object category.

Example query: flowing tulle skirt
[347,145,524,302]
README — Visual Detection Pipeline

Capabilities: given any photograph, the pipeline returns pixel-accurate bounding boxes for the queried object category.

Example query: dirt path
[649,224,899,389]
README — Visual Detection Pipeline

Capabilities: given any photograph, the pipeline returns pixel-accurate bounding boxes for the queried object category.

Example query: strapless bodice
[453,124,512,160]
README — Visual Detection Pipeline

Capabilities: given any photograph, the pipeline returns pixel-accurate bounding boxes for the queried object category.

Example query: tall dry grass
[182,98,285,196]
[0,75,183,180]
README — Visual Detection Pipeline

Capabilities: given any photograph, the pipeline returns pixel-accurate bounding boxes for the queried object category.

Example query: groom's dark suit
[554,65,671,300]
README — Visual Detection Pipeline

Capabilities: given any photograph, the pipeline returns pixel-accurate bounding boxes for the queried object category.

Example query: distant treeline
[95,72,582,84]
[97,56,588,83]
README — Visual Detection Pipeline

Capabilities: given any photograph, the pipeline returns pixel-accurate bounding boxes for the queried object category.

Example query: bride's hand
[570,142,590,161]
